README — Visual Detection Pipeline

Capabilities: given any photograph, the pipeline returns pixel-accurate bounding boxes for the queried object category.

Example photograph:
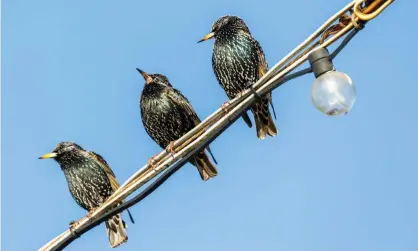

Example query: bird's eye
[212,23,220,32]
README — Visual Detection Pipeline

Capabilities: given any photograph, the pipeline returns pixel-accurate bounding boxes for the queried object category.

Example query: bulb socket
[308,48,334,78]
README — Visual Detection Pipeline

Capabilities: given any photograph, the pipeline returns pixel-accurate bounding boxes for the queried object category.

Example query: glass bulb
[311,70,356,116]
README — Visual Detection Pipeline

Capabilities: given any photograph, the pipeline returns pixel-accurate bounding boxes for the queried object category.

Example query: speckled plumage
[40,142,132,248]
[138,70,218,181]
[201,15,278,139]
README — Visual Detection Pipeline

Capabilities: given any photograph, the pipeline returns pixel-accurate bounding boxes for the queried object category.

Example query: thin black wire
[330,28,361,60]
[51,27,361,251]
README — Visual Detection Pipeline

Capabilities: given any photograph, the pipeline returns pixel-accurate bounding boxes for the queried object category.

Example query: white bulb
[311,71,356,116]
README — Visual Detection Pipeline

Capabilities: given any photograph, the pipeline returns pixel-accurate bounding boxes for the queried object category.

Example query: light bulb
[311,70,356,116]
[308,48,356,116]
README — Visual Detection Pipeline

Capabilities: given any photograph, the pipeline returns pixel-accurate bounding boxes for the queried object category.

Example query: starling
[39,142,134,248]
[198,15,278,140]
[137,69,218,181]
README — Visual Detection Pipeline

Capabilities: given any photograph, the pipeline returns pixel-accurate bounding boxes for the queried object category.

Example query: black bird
[39,142,134,248]
[137,69,218,181]
[198,15,278,140]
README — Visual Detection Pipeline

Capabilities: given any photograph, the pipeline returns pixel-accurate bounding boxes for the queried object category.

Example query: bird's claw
[69,220,80,238]
[87,207,98,218]
[221,101,231,112]
[69,220,79,228]
[148,155,158,171]
[165,141,176,159]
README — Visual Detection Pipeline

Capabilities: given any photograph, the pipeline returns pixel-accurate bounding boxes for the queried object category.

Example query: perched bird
[137,69,218,181]
[39,142,134,248]
[198,15,278,140]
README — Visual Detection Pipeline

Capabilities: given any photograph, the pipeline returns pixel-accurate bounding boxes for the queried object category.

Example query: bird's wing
[165,88,201,126]
[164,87,219,162]
[88,151,120,191]
[254,39,276,119]
[254,40,269,79]
[88,151,136,224]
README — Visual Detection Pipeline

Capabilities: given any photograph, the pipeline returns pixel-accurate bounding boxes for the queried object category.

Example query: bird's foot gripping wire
[165,141,176,159]
[221,101,231,112]
[87,207,99,218]
[69,220,81,238]
[147,154,159,172]
[69,220,80,228]
[246,81,261,100]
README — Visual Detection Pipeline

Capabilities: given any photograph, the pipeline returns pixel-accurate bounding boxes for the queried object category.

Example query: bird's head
[39,141,84,163]
[136,68,172,87]
[198,15,250,43]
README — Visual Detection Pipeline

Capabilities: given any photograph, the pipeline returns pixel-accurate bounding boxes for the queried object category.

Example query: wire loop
[354,0,393,21]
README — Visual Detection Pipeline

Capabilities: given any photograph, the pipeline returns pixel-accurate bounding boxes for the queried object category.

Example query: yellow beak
[39,152,58,159]
[197,32,215,43]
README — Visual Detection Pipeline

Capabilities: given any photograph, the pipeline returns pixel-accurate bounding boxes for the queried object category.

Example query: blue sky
[2,0,417,250]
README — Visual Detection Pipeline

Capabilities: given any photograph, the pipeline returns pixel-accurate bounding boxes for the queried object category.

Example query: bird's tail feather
[191,152,218,181]
[252,98,278,140]
[105,213,128,248]
[241,112,253,128]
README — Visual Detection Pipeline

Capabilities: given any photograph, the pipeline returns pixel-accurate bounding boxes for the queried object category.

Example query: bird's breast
[140,90,195,148]
[212,35,259,97]
[63,163,113,210]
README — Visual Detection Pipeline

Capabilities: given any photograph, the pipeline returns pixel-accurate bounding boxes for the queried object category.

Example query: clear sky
[2,0,417,250]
